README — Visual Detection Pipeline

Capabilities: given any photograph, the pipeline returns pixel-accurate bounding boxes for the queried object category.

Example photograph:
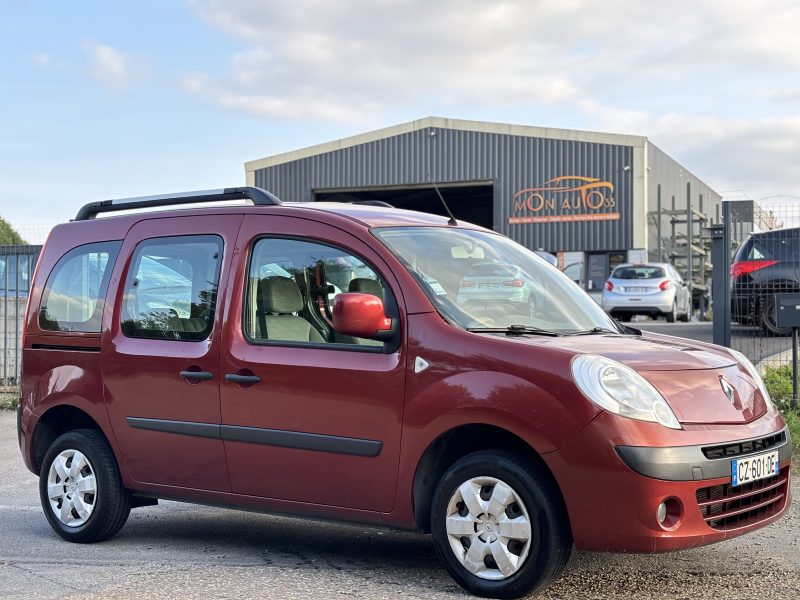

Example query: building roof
[245,116,648,174]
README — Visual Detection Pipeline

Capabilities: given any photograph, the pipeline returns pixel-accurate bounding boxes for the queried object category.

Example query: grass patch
[0,388,19,411]
[763,365,800,454]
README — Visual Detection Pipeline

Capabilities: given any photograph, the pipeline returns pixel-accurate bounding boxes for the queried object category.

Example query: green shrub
[763,365,799,454]
[0,391,19,411]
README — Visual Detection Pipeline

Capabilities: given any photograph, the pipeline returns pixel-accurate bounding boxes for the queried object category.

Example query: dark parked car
[17,188,791,599]
[731,227,800,335]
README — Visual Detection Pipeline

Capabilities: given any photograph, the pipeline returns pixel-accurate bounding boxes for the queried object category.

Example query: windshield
[374,227,619,334]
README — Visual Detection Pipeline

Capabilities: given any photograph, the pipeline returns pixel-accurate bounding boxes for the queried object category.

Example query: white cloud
[86,43,134,89]
[184,0,800,196]
[31,53,50,68]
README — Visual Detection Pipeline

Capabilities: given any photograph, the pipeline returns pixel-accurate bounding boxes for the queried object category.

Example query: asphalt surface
[635,321,793,365]
[0,412,798,599]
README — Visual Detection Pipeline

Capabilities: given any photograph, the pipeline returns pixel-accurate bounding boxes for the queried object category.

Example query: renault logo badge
[720,377,735,403]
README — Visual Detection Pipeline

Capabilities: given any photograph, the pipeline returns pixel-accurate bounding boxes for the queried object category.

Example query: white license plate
[478,283,500,289]
[626,287,649,293]
[731,450,779,487]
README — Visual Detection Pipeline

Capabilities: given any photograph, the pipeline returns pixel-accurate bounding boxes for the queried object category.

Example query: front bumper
[544,410,792,552]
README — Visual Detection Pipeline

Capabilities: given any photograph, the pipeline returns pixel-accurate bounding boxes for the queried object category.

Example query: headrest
[259,277,303,314]
[348,278,384,300]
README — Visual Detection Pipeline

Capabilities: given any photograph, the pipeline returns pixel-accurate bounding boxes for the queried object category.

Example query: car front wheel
[39,429,131,543]
[430,450,572,599]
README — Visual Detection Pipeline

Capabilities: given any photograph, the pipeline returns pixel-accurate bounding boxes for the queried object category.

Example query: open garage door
[314,184,494,229]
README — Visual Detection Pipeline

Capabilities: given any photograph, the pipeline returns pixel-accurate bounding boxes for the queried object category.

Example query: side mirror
[332,293,395,341]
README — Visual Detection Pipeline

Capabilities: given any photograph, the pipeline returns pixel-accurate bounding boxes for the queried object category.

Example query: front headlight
[728,349,774,410]
[571,354,682,429]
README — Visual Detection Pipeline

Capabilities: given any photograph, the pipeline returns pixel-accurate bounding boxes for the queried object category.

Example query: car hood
[505,331,767,424]
[528,332,736,371]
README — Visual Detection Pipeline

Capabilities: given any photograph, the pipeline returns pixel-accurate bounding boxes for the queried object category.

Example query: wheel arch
[32,404,112,475]
[411,423,569,534]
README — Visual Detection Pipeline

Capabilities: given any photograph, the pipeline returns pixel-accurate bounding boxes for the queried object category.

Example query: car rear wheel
[430,450,572,599]
[665,302,676,323]
[39,429,131,543]
[759,295,791,336]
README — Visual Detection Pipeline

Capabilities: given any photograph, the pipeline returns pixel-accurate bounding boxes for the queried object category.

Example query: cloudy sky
[2,0,799,242]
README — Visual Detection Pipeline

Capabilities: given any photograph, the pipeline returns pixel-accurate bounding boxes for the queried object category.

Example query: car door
[102,215,242,492]
[219,215,406,512]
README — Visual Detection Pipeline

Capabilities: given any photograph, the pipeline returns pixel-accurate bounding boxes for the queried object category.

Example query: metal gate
[1,245,41,385]
[712,200,800,406]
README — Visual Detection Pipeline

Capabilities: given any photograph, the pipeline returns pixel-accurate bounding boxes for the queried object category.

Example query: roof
[245,116,648,173]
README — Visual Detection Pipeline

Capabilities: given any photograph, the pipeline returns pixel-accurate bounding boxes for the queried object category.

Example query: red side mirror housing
[332,293,394,341]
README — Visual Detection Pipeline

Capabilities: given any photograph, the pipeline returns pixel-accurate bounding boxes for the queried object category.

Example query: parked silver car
[601,263,690,322]
[457,262,538,317]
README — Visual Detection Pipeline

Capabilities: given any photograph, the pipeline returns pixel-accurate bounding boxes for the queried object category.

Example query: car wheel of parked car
[430,450,572,599]
[665,302,676,323]
[617,314,632,322]
[759,295,791,336]
[39,429,131,543]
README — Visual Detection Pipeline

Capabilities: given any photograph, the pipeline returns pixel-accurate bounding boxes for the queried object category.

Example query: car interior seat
[257,276,325,342]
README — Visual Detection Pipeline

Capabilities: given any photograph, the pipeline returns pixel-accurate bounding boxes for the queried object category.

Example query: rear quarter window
[39,241,121,332]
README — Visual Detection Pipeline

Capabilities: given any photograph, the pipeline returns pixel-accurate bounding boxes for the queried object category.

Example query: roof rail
[346,200,394,208]
[73,186,282,221]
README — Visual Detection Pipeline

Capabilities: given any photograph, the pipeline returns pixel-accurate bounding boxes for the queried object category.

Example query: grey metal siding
[646,141,722,261]
[254,127,634,253]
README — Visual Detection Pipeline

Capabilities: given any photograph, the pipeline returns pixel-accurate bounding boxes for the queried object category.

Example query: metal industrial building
[246,117,721,303]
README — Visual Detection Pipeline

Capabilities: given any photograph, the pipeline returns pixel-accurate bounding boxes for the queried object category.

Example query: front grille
[702,430,786,460]
[696,467,789,531]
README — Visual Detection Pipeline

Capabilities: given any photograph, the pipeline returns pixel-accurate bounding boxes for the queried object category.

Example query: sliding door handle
[179,370,213,381]
[225,373,262,385]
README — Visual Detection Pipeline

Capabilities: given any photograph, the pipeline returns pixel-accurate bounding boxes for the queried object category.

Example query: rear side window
[121,235,222,341]
[39,241,121,332]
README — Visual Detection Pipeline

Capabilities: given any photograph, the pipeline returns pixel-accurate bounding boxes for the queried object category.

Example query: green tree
[0,217,25,245]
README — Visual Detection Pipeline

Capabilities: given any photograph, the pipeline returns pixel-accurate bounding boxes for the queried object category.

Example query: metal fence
[712,200,800,406]
[1,245,42,385]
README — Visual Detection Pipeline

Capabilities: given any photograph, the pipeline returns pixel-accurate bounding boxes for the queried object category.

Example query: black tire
[617,314,632,322]
[759,295,791,336]
[430,450,572,599]
[39,429,131,543]
[679,311,690,322]
[665,302,676,323]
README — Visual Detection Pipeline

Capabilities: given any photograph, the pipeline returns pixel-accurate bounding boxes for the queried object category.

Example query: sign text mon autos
[509,176,619,224]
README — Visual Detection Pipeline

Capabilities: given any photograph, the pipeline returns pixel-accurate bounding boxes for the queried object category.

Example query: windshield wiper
[467,325,560,337]
[564,326,620,336]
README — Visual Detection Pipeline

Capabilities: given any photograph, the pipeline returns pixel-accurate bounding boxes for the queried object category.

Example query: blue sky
[2,0,799,242]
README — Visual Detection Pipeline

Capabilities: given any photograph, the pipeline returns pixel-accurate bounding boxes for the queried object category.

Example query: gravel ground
[0,411,797,599]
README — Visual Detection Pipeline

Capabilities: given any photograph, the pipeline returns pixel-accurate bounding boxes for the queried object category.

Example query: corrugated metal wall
[646,141,722,262]
[254,127,634,253]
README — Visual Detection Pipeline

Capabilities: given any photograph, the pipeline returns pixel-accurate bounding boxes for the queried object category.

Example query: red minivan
[17,188,791,598]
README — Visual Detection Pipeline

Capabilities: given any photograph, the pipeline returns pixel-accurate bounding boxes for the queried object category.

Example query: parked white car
[601,263,691,322]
